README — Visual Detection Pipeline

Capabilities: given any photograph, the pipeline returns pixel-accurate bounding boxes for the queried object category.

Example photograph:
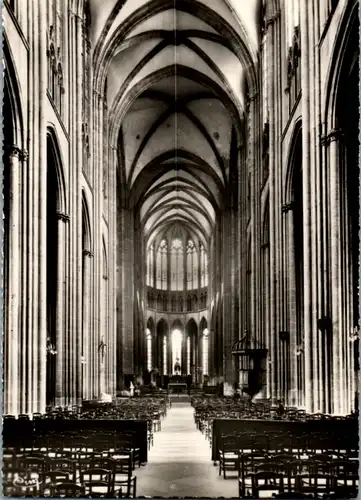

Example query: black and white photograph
[1,0,360,498]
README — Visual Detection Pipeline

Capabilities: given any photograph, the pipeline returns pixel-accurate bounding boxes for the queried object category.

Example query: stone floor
[136,402,238,498]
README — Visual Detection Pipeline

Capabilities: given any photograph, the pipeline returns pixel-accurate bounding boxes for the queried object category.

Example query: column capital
[327,128,343,143]
[7,145,22,158]
[248,91,258,102]
[21,150,29,161]
[265,11,281,28]
[83,249,93,258]
[56,211,70,223]
[281,201,295,214]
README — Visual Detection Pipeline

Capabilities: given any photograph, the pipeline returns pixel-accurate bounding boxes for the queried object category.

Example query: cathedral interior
[2,0,360,498]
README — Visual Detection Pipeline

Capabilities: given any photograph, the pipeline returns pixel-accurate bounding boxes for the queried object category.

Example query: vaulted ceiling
[89,0,261,249]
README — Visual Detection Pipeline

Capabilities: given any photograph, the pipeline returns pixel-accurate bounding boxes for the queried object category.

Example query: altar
[168,382,188,395]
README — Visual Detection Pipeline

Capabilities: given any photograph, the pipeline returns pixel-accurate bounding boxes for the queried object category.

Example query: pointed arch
[200,316,208,332]
[156,318,168,335]
[47,126,67,214]
[171,318,183,332]
[147,316,155,332]
[3,36,24,149]
[82,191,92,253]
[186,318,198,336]
[284,118,302,202]
[323,0,359,129]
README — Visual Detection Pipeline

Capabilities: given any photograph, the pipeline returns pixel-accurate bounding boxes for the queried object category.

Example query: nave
[3,394,359,498]
[2,0,360,497]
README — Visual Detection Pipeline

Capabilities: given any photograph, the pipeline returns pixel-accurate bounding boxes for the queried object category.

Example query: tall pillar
[117,207,134,378]
[300,0,313,413]
[82,250,93,399]
[167,333,172,376]
[197,332,202,384]
[283,205,298,406]
[328,129,343,415]
[5,146,22,415]
[222,210,237,395]
[264,10,279,405]
[55,212,70,406]
[20,149,29,415]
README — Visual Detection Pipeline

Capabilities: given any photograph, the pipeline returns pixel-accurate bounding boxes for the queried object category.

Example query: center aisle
[136,402,237,498]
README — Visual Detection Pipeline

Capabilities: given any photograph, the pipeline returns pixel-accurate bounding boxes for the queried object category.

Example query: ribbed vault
[90,0,260,248]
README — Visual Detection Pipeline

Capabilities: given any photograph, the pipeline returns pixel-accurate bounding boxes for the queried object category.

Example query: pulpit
[232,334,268,398]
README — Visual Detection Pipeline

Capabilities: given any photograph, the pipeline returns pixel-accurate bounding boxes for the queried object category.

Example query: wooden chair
[251,471,285,498]
[282,459,305,492]
[2,452,19,470]
[79,467,114,497]
[42,469,74,495]
[219,435,239,479]
[50,481,86,497]
[111,452,137,498]
[297,471,333,498]
[331,459,359,493]
[306,454,333,475]
[48,457,77,480]
[116,435,140,469]
[3,467,40,497]
[19,456,48,494]
[238,452,268,497]
[73,435,93,453]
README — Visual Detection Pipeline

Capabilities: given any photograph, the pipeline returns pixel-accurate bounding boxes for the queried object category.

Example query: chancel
[2,0,359,498]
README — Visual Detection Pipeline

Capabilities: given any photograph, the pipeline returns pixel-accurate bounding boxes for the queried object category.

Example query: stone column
[222,210,237,395]
[197,332,202,384]
[152,244,156,286]
[35,0,47,415]
[283,203,298,406]
[120,208,135,377]
[108,145,117,399]
[20,148,29,415]
[5,146,22,415]
[55,212,70,406]
[265,12,277,405]
[300,0,314,413]
[167,332,172,376]
[328,128,343,414]
[82,250,93,400]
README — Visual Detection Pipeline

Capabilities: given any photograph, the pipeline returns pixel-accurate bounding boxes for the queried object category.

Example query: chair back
[49,457,76,478]
[80,467,114,496]
[255,461,283,474]
[3,468,39,496]
[252,471,284,497]
[51,481,85,497]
